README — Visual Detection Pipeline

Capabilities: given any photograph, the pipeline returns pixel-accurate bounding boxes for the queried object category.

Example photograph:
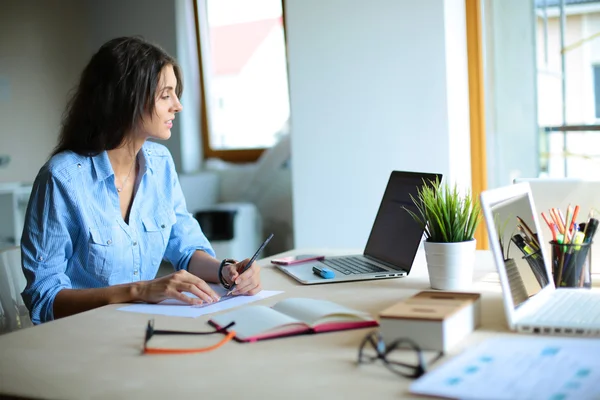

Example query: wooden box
[379,291,481,352]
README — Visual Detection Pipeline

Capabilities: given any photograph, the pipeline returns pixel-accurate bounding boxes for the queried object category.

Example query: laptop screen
[364,171,441,271]
[487,191,551,309]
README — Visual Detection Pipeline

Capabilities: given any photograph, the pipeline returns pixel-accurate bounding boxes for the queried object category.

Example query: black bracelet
[218,258,237,289]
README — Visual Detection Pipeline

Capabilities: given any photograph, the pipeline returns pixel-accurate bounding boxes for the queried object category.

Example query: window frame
[192,0,288,163]
[466,0,488,250]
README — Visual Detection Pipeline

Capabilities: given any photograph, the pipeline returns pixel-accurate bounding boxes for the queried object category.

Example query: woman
[21,36,262,325]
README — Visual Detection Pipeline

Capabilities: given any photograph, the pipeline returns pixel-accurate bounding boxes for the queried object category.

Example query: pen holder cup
[549,240,592,289]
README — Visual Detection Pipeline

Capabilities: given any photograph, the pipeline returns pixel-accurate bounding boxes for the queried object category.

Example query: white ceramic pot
[424,239,476,290]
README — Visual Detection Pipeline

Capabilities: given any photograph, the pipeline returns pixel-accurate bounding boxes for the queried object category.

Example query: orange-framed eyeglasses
[143,319,236,355]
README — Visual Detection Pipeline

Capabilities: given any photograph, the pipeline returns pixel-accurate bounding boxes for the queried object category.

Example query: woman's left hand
[223,259,262,295]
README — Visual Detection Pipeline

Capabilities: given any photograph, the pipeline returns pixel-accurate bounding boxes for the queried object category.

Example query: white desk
[0,249,576,399]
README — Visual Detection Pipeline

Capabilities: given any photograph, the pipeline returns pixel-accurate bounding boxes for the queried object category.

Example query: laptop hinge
[364,255,408,273]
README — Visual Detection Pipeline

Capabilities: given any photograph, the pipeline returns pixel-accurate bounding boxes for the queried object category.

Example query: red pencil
[569,205,580,234]
[541,212,553,231]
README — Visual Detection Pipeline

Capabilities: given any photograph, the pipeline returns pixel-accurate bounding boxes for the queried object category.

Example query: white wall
[286,0,471,249]
[445,0,472,192]
[484,0,538,187]
[0,0,89,184]
[84,0,185,172]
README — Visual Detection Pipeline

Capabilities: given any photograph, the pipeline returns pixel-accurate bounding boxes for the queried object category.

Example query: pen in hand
[227,233,274,296]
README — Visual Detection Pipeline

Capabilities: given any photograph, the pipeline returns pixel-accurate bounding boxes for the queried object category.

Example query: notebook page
[210,305,305,340]
[272,298,372,327]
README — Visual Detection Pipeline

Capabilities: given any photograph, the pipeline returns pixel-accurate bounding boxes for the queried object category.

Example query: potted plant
[404,178,481,290]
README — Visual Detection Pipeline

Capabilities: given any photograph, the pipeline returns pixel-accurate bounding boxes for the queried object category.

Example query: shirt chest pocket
[142,211,177,264]
[88,226,117,283]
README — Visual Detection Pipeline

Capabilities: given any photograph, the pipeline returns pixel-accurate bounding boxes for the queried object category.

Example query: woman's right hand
[134,270,221,305]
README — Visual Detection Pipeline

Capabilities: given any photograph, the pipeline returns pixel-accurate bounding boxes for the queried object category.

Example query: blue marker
[312,266,335,279]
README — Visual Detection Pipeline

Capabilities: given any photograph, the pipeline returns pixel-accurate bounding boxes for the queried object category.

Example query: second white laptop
[480,183,600,336]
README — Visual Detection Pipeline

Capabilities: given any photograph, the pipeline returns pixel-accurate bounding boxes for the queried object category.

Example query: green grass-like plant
[494,212,514,261]
[404,178,481,243]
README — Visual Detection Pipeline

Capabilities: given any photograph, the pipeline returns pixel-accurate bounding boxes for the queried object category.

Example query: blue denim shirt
[21,141,214,324]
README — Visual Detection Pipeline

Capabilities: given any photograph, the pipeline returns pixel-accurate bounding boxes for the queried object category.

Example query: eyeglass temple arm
[143,321,236,354]
[150,321,235,336]
[143,329,236,355]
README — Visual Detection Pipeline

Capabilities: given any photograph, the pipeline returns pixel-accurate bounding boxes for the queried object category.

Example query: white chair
[0,246,33,333]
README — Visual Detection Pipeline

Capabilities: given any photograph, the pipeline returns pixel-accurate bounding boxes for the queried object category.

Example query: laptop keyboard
[530,290,600,326]
[321,256,387,275]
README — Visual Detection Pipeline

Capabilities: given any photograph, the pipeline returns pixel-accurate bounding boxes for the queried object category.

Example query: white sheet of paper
[117,283,283,318]
[410,336,600,400]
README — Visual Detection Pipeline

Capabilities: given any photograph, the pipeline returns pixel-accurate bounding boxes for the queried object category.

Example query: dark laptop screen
[364,171,442,271]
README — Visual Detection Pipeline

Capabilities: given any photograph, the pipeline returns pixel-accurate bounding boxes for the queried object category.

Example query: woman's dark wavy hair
[53,36,183,156]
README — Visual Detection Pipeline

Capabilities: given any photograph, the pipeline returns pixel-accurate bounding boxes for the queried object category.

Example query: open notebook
[209,298,378,342]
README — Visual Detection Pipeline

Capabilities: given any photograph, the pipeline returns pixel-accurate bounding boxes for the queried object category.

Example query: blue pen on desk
[312,265,335,279]
[226,233,274,295]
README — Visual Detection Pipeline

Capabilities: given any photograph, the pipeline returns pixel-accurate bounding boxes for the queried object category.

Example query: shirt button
[161,224,165,229]
[107,239,112,245]
[133,241,138,246]
[77,163,81,168]
[134,270,139,275]
[37,256,43,261]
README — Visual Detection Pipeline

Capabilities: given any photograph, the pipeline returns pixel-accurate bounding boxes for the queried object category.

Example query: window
[194,0,291,162]
[535,0,600,178]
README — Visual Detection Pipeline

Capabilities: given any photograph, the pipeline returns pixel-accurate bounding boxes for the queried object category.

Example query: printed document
[118,283,283,318]
[410,336,600,400]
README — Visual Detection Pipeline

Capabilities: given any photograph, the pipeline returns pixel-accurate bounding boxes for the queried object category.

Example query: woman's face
[138,65,183,141]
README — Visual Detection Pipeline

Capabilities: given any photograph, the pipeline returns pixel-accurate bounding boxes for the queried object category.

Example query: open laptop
[276,170,442,284]
[481,183,600,336]
[514,177,600,273]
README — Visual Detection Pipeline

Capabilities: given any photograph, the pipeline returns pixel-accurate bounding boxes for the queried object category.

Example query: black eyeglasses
[357,331,443,379]
[143,319,236,354]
